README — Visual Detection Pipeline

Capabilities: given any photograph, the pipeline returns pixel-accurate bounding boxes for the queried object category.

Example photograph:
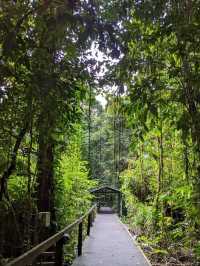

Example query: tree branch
[0,122,28,201]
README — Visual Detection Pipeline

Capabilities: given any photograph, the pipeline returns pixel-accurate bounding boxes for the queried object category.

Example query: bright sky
[89,42,120,109]
[96,94,107,108]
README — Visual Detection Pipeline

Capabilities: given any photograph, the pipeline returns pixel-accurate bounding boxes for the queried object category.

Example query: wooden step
[42,251,55,258]
[36,262,55,266]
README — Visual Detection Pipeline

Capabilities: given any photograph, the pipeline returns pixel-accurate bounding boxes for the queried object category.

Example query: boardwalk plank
[72,212,151,266]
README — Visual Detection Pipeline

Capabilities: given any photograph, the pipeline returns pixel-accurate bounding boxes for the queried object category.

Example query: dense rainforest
[1,1,200,265]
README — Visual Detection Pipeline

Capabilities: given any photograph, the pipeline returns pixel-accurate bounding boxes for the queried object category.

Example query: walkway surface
[72,210,150,266]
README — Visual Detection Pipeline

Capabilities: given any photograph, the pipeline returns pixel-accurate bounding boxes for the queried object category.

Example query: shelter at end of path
[90,186,127,216]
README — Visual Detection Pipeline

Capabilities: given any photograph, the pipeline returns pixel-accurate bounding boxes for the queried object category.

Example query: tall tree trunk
[139,143,145,201]
[183,139,189,183]
[154,121,164,229]
[118,115,121,188]
[88,86,92,177]
[37,135,54,214]
[99,129,102,173]
[113,105,117,185]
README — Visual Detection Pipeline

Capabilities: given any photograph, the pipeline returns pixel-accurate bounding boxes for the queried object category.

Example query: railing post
[78,222,83,256]
[55,234,69,266]
[91,210,95,226]
[87,213,91,236]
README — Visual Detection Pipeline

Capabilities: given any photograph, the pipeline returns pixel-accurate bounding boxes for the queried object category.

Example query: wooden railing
[5,204,97,266]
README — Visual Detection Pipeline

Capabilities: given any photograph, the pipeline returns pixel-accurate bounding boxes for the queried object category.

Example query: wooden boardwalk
[72,210,151,266]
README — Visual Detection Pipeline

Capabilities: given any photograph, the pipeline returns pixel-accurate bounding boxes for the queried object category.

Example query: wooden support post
[55,238,64,266]
[91,210,95,226]
[118,193,122,216]
[91,211,93,226]
[78,222,83,256]
[122,197,127,216]
[55,234,69,266]
[87,213,91,236]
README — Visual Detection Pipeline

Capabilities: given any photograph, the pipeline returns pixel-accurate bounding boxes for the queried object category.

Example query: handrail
[5,204,97,266]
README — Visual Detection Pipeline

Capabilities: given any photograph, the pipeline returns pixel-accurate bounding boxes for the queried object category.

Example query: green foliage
[113,2,200,263]
[120,110,197,263]
[53,126,96,262]
[55,126,96,227]
[82,96,131,187]
[8,175,29,201]
[194,242,200,260]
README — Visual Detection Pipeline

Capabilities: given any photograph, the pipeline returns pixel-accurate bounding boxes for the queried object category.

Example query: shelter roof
[90,186,121,194]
